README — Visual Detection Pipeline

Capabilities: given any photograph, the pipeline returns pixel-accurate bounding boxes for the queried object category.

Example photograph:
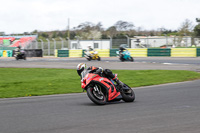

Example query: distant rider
[119,46,126,54]
[77,63,124,90]
[87,46,93,51]
[86,46,98,56]
[14,46,21,56]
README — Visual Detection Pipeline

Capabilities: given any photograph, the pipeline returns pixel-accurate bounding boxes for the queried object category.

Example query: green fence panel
[0,50,3,57]
[148,48,171,56]
[197,48,200,56]
[110,49,119,57]
[82,49,86,57]
[3,39,10,46]
[0,47,16,50]
[57,50,69,57]
[6,50,13,57]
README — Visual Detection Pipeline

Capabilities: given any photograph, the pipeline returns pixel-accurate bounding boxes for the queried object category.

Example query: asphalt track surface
[0,80,200,133]
[0,57,200,133]
[0,57,200,71]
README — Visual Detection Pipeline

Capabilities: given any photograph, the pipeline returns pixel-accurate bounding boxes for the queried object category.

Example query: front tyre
[15,56,19,60]
[86,56,92,61]
[87,86,106,105]
[119,55,124,62]
[23,55,26,60]
[121,84,135,102]
[97,56,101,61]
[130,57,134,62]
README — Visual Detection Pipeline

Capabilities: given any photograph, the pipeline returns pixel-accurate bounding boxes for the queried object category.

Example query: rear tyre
[121,84,135,102]
[87,86,106,105]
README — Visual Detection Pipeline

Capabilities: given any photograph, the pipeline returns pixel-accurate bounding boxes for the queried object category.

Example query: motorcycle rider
[119,46,126,58]
[85,46,98,59]
[119,46,126,54]
[77,63,124,91]
[87,46,93,51]
[14,45,21,57]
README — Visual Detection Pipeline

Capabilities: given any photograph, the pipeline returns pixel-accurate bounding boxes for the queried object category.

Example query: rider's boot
[113,77,124,92]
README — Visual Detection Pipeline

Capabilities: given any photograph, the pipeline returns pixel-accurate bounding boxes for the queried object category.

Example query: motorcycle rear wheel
[87,86,106,105]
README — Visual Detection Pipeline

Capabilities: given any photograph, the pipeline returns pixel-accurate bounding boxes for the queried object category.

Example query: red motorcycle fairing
[81,73,120,101]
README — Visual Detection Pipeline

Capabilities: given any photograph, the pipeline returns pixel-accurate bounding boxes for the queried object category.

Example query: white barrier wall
[70,40,110,49]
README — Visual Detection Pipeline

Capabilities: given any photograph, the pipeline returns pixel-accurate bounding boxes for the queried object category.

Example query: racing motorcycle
[84,50,101,61]
[116,50,134,62]
[81,70,135,105]
[14,50,26,60]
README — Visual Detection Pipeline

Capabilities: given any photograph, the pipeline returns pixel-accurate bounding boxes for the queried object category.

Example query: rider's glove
[94,67,103,75]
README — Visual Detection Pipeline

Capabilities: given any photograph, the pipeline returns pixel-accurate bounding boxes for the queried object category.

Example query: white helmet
[77,63,86,76]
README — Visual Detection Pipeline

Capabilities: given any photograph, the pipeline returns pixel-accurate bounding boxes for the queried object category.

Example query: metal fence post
[40,39,44,56]
[67,37,70,49]
[59,37,63,49]
[125,35,130,48]
[108,36,112,49]
[52,38,56,55]
[36,40,38,49]
[46,38,50,56]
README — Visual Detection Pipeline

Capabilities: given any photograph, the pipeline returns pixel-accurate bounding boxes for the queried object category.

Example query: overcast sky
[1,0,200,34]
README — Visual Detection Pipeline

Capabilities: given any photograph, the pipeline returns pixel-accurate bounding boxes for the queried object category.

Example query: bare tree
[114,20,134,31]
[178,19,194,36]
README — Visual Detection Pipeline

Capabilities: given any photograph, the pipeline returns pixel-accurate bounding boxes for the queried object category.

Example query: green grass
[0,68,200,98]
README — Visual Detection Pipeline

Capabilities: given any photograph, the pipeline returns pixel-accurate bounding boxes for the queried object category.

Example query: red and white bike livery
[81,70,135,105]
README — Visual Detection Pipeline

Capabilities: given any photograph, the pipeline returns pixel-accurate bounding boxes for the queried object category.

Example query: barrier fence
[55,48,200,57]
[1,48,200,57]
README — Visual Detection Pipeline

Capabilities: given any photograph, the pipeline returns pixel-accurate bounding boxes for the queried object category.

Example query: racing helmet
[77,63,86,76]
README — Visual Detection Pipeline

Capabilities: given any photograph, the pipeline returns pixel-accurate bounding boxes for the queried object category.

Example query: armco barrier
[95,49,110,57]
[197,48,200,56]
[110,49,118,57]
[69,50,82,57]
[127,48,147,57]
[148,48,171,56]
[171,48,196,57]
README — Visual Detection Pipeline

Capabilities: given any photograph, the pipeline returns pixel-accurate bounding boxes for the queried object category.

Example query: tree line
[31,18,200,40]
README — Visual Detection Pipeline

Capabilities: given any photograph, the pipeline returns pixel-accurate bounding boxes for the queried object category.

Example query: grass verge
[0,68,200,98]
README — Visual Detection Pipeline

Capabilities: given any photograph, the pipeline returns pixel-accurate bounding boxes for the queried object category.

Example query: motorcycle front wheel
[130,57,134,62]
[119,55,125,62]
[87,85,106,105]
[121,84,135,102]
[86,56,92,61]
[97,56,101,61]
